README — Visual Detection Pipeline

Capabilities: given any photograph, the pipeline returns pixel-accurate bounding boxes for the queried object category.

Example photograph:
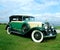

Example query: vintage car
[6,15,57,43]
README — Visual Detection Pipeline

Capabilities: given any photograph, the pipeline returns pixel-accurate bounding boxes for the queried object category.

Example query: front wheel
[31,30,44,43]
[7,27,11,34]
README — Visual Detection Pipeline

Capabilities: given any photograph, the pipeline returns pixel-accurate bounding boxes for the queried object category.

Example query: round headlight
[51,26,54,29]
[45,26,47,29]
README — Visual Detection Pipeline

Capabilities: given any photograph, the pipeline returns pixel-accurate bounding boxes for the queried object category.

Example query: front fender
[31,27,45,31]
[24,27,45,36]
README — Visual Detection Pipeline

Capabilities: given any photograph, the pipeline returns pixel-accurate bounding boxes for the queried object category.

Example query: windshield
[23,17,35,21]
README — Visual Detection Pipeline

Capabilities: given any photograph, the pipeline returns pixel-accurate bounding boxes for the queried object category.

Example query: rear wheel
[31,30,44,43]
[7,27,11,34]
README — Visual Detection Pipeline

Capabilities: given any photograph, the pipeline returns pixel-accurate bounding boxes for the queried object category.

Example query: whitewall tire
[31,30,43,43]
[7,27,11,34]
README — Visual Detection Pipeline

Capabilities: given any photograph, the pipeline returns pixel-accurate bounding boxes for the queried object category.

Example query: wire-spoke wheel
[31,30,43,43]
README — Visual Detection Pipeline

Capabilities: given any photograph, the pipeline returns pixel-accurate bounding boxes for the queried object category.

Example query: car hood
[28,22,42,28]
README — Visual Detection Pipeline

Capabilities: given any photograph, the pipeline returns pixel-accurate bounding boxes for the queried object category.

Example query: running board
[11,31,21,34]
[10,31,25,35]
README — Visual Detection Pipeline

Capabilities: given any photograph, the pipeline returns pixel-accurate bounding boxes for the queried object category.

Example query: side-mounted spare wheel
[22,23,30,33]
[31,30,44,43]
[7,27,11,34]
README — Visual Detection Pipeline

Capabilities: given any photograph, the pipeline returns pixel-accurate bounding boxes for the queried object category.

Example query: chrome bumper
[44,34,56,38]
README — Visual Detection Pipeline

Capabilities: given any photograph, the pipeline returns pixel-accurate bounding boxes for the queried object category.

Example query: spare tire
[22,23,30,33]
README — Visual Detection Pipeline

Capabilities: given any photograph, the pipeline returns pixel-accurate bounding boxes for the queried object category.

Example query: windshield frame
[23,16,35,21]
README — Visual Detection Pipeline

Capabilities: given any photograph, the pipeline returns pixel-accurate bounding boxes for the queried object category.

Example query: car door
[10,21,23,31]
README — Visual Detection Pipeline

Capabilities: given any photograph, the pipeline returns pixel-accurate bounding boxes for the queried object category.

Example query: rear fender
[5,24,9,30]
